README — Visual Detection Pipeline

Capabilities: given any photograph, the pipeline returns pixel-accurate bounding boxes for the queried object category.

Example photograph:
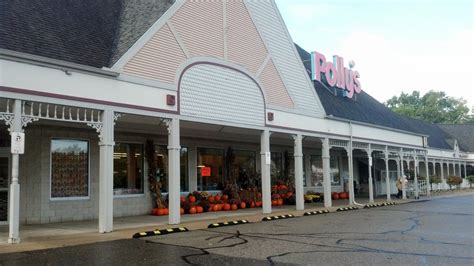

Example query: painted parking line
[132,227,189,239]
[208,220,250,228]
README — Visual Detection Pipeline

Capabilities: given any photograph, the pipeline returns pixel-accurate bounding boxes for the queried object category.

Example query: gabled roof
[0,0,172,68]
[439,124,474,152]
[295,44,454,150]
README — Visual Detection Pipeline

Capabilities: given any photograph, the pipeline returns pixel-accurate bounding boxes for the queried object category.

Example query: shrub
[467,175,474,188]
[430,175,442,184]
[446,176,462,189]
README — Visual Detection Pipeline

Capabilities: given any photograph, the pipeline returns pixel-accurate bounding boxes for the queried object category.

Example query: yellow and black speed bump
[132,227,188,239]
[336,206,359,211]
[364,202,397,208]
[208,220,250,228]
[303,210,330,216]
[262,214,295,221]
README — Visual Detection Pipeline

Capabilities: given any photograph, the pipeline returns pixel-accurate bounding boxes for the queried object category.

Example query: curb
[208,220,250,228]
[132,227,188,239]
[262,214,295,221]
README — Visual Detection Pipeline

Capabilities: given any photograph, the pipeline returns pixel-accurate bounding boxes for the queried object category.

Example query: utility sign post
[11,132,25,154]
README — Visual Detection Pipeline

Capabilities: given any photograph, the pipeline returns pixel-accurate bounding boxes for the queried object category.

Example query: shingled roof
[439,124,474,152]
[295,44,454,150]
[0,0,172,68]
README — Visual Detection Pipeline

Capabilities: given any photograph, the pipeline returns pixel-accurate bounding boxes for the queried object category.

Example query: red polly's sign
[310,51,361,98]
[201,167,211,177]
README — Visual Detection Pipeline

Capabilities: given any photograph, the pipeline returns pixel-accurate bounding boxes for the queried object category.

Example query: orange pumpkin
[151,208,159,215]
[286,192,294,198]
[208,196,215,203]
[222,195,229,201]
[240,202,246,209]
[250,201,256,208]
[208,204,214,212]
[180,208,184,215]
[189,195,196,203]
[231,204,238,210]
[277,199,284,206]
[213,204,220,212]
[196,206,203,213]
[164,208,169,215]
[189,207,197,214]
[180,196,186,202]
[156,208,164,216]
[223,203,231,211]
[256,201,262,207]
[271,200,277,206]
[215,194,221,201]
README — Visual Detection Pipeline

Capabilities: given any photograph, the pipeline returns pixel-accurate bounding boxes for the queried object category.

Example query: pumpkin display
[208,196,215,203]
[180,196,186,202]
[215,194,221,201]
[196,206,203,213]
[271,200,277,206]
[256,201,262,207]
[222,195,229,201]
[164,208,169,215]
[208,205,214,212]
[189,195,196,203]
[338,192,345,199]
[277,199,284,206]
[332,192,339,200]
[213,204,220,212]
[240,202,246,209]
[189,207,197,214]
[223,203,231,211]
[151,208,159,215]
[180,208,184,215]
[231,204,238,210]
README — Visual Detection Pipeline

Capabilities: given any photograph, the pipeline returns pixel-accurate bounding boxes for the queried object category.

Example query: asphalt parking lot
[0,195,473,265]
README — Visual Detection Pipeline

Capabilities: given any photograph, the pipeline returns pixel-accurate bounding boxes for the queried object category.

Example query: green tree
[385,90,473,124]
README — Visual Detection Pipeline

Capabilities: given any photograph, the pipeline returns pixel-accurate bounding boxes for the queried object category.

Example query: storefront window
[51,139,89,198]
[233,150,257,188]
[197,148,224,191]
[310,155,323,187]
[271,152,282,184]
[154,145,189,192]
[113,143,144,195]
[330,156,341,185]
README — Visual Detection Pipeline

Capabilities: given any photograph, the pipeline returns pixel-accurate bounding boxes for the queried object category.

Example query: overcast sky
[275,0,474,109]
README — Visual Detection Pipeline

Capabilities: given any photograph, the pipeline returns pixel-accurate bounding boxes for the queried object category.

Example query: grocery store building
[0,0,472,243]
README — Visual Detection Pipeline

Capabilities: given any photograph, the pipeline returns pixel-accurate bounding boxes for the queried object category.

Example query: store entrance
[0,155,9,223]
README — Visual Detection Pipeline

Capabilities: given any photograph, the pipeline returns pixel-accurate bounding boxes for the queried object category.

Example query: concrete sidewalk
[1,191,471,254]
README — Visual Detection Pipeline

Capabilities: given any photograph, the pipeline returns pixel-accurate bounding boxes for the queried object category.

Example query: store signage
[310,51,361,98]
[11,132,25,154]
[201,167,211,177]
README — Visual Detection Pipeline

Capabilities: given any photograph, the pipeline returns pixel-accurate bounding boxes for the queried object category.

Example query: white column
[432,162,436,176]
[385,148,391,201]
[347,146,354,205]
[413,156,419,199]
[425,156,430,196]
[458,162,462,177]
[368,147,374,203]
[464,162,467,179]
[8,99,22,243]
[440,162,445,188]
[167,118,181,225]
[322,138,332,208]
[260,130,271,214]
[188,146,197,192]
[98,109,115,233]
[293,134,304,210]
[400,151,406,200]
